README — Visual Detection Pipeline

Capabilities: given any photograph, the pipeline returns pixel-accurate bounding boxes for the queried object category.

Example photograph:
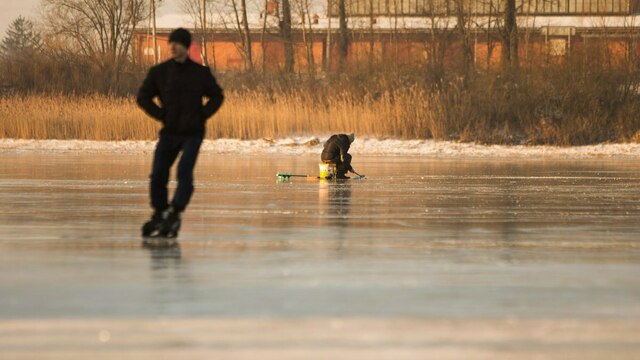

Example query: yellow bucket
[319,163,336,179]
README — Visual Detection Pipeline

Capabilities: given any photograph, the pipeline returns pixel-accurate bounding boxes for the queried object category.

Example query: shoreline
[1,138,640,158]
[1,317,639,359]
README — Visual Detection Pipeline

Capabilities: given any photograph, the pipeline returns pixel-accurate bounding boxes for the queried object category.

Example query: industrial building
[131,0,640,71]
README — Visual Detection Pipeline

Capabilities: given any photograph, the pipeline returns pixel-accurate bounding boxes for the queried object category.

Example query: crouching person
[321,133,356,179]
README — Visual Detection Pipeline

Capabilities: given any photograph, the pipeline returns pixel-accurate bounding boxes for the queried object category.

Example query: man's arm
[136,67,165,122]
[202,70,225,120]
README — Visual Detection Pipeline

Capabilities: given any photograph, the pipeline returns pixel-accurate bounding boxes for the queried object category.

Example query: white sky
[0,0,40,37]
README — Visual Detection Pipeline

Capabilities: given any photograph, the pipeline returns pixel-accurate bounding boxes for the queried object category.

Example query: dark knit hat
[169,28,191,48]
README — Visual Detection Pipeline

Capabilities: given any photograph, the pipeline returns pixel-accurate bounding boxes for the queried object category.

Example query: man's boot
[142,209,167,237]
[160,206,182,238]
[335,171,350,180]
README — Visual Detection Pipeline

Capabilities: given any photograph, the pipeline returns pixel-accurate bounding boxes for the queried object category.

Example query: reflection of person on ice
[321,133,357,179]
[137,28,224,238]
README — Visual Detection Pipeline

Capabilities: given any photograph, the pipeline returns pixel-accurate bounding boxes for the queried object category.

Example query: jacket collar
[172,57,193,66]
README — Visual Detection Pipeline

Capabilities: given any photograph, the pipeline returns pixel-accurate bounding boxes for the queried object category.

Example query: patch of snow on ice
[1,138,639,158]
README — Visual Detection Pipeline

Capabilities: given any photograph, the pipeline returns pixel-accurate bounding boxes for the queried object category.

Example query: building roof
[330,0,640,16]
[143,12,640,33]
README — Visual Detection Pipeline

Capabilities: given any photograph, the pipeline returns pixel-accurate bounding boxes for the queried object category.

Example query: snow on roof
[149,13,640,32]
[154,13,197,29]
[153,12,280,31]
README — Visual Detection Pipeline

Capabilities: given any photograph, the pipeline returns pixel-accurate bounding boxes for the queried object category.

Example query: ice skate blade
[142,237,178,249]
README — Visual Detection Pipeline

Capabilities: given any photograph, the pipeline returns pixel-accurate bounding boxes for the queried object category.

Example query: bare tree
[42,0,148,89]
[181,0,200,32]
[484,0,498,69]
[152,0,159,64]
[368,0,374,64]
[240,0,253,70]
[502,0,518,70]
[453,0,474,80]
[281,0,295,72]
[622,14,640,69]
[470,0,499,69]
[260,0,269,72]
[206,1,223,70]
[225,0,254,71]
[338,0,348,70]
[326,0,332,71]
[423,0,451,80]
[521,0,534,64]
[201,0,209,66]
[181,0,221,69]
[293,0,315,73]
[257,0,284,73]
[391,0,399,71]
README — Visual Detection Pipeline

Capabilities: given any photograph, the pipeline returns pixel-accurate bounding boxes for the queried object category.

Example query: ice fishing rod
[351,170,365,178]
[276,172,319,180]
[277,171,366,181]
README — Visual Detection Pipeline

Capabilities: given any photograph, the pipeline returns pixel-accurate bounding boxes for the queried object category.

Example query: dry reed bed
[0,90,434,141]
[1,78,640,144]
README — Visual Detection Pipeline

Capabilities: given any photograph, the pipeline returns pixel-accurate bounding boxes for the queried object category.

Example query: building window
[144,47,160,58]
[549,38,567,56]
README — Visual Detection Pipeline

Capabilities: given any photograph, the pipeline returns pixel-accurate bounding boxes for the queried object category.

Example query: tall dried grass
[0,95,154,140]
[0,89,436,141]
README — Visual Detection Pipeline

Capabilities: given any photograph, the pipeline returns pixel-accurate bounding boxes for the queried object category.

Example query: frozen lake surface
[0,153,639,358]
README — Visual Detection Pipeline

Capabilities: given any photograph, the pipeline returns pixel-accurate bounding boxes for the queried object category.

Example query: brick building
[131,0,640,71]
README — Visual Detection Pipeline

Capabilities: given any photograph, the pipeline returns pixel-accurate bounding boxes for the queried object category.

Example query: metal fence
[328,0,639,16]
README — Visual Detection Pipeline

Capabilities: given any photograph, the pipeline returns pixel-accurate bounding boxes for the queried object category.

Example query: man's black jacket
[137,58,224,136]
[321,134,351,164]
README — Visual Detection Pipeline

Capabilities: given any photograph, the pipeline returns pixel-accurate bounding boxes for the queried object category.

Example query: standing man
[321,133,357,179]
[137,28,224,238]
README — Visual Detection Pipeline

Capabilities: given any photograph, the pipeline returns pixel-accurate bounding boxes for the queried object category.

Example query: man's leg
[150,134,181,212]
[171,135,204,212]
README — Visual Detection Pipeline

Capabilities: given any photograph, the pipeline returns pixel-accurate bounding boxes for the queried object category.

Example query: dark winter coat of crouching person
[321,133,356,179]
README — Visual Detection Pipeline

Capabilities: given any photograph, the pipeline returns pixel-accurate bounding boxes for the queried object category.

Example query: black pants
[150,133,203,212]
[323,153,352,176]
